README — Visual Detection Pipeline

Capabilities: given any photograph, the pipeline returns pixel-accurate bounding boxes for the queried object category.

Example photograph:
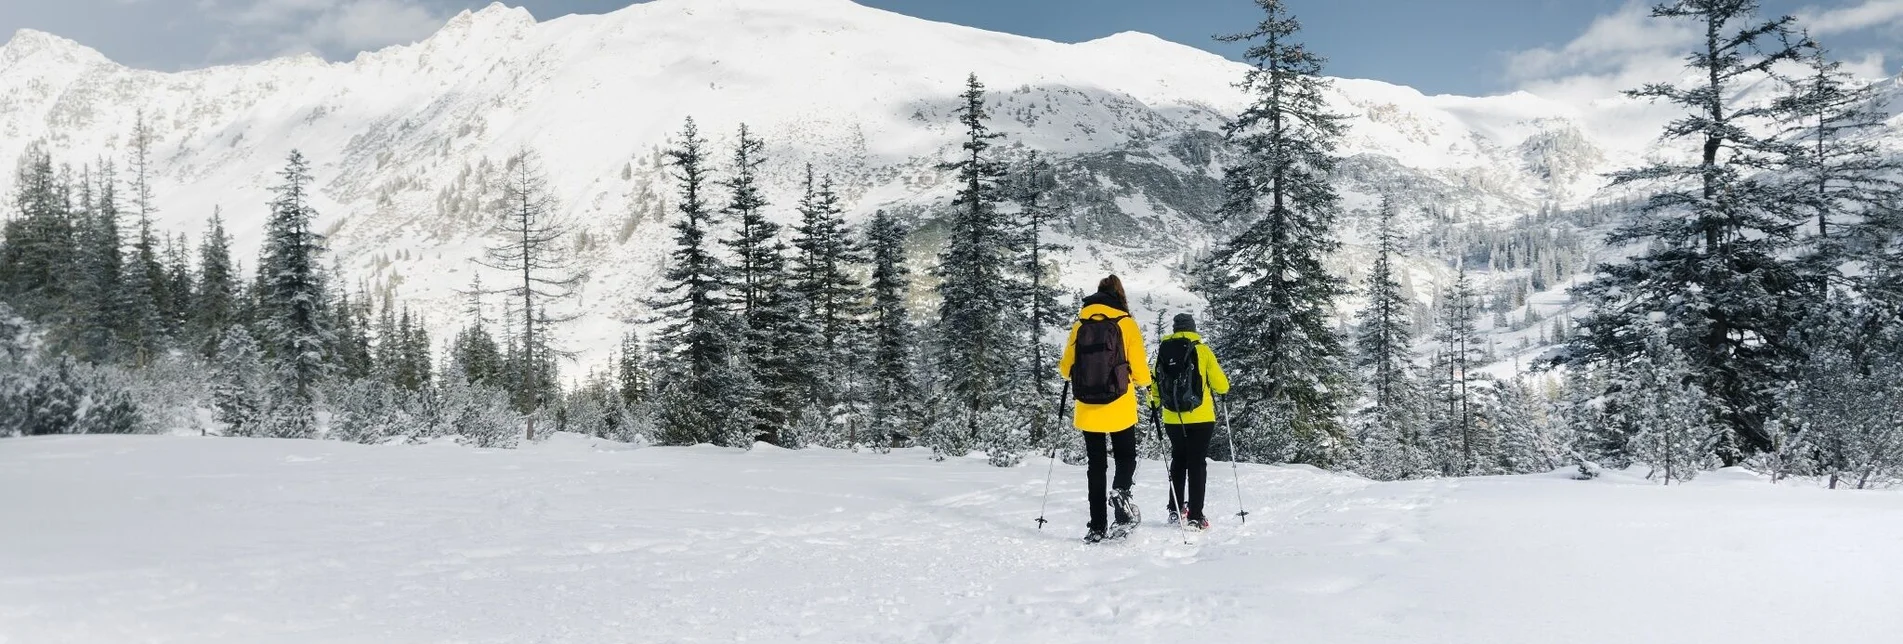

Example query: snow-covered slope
[0,0,1892,370]
[3,434,1901,643]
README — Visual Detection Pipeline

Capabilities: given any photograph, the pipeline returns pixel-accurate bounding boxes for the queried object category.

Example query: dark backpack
[1071,314,1131,405]
[1154,337,1203,413]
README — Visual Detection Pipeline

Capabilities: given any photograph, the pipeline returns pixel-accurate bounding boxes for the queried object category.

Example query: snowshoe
[1185,516,1209,531]
[1111,488,1141,527]
[1084,523,1132,544]
[1166,506,1180,526]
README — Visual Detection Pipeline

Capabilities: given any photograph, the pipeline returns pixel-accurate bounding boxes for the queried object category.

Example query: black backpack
[1154,337,1203,413]
[1071,314,1131,404]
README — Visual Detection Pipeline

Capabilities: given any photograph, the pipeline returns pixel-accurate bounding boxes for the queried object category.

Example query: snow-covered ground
[3,435,1900,643]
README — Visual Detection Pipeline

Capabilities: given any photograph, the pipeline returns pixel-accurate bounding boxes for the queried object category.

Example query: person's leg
[1110,426,1139,524]
[1166,423,1189,516]
[1186,422,1216,519]
[1084,431,1108,532]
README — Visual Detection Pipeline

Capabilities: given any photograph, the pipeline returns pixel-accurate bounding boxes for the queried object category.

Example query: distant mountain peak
[1,29,110,67]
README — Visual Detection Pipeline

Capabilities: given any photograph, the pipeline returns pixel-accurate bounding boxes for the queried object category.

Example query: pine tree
[1429,265,1489,475]
[1008,151,1071,448]
[332,288,374,381]
[256,150,333,435]
[1572,0,1808,464]
[71,164,125,362]
[437,357,522,448]
[0,146,77,323]
[123,112,172,362]
[1199,0,1353,466]
[931,73,1016,457]
[714,124,803,445]
[192,211,239,356]
[865,209,918,451]
[790,165,867,442]
[646,118,749,447]
[1774,40,1902,263]
[476,149,581,441]
[750,241,821,446]
[211,326,270,437]
[615,330,650,407]
[1493,376,1566,474]
[163,232,194,339]
[1617,330,1720,484]
[1351,198,1427,479]
[1780,295,1903,489]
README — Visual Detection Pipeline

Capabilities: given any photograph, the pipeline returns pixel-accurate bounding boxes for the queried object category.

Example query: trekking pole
[1157,408,1192,545]
[1035,382,1070,530]
[1219,395,1249,524]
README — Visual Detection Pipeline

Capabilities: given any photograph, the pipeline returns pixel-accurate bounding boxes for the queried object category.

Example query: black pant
[1166,422,1216,519]
[1083,428,1137,531]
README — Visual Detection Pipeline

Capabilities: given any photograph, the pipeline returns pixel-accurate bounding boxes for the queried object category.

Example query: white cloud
[1800,0,1903,35]
[208,0,447,60]
[1504,0,1901,107]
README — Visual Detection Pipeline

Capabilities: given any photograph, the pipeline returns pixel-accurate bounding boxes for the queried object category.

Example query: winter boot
[1111,488,1140,527]
[1185,514,1209,531]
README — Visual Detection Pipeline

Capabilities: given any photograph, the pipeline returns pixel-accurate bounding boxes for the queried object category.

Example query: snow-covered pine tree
[123,207,168,363]
[790,164,866,443]
[1562,363,1627,469]
[646,118,749,447]
[192,211,239,357]
[1429,264,1490,476]
[1571,0,1808,464]
[1617,330,1720,484]
[1493,376,1566,474]
[210,326,271,438]
[256,150,333,436]
[476,148,581,441]
[715,124,807,446]
[747,239,821,447]
[1008,151,1071,449]
[436,356,522,448]
[1774,40,1902,272]
[616,330,650,408]
[123,112,173,363]
[373,296,402,384]
[1780,294,1903,489]
[71,163,125,363]
[0,146,76,325]
[931,73,1017,460]
[332,289,374,381]
[1199,0,1353,466]
[1351,198,1428,480]
[865,209,919,452]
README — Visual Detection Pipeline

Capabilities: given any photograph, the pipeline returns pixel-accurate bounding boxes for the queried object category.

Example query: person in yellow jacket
[1057,275,1152,543]
[1145,313,1229,530]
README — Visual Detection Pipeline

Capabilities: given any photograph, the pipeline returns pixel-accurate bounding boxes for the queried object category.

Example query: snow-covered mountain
[0,0,1891,371]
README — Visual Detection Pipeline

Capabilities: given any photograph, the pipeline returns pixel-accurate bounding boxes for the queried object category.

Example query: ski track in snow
[3,435,1901,644]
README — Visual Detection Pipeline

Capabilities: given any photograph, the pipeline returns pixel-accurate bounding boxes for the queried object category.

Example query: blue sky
[2,0,1899,97]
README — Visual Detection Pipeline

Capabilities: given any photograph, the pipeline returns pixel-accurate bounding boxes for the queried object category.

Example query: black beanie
[1172,313,1196,333]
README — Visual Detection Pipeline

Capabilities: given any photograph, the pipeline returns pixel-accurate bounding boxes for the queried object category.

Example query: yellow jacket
[1144,331,1230,425]
[1058,301,1152,433]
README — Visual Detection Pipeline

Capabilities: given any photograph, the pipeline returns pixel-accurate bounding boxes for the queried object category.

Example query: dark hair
[1096,275,1129,312]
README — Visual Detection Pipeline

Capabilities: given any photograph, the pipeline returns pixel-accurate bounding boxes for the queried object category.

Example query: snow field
[2,434,1900,643]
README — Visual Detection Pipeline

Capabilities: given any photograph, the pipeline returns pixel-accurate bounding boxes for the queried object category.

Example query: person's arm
[1202,343,1230,396]
[1122,317,1152,388]
[1057,320,1080,380]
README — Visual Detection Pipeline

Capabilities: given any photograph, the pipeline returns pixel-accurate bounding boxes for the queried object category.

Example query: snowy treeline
[4,0,1901,487]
